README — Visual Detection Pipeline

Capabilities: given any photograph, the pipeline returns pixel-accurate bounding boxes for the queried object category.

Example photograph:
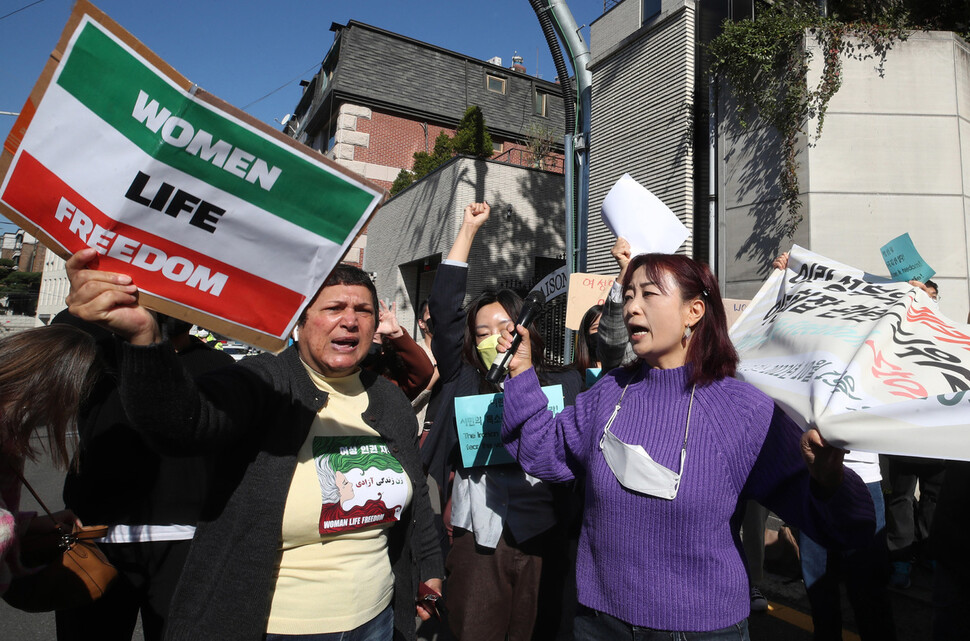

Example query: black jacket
[119,342,443,641]
[53,310,234,525]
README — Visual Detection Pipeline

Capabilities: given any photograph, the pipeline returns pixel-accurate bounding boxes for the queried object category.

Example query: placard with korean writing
[731,245,970,460]
[455,385,565,467]
[566,273,615,330]
[880,233,935,283]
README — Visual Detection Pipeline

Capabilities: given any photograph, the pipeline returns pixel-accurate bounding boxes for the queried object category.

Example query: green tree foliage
[412,132,455,176]
[0,269,41,316]
[389,169,415,195]
[709,1,907,235]
[827,0,968,33]
[452,106,493,158]
[389,107,493,196]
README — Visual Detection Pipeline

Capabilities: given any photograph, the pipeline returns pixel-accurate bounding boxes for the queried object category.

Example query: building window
[487,74,507,95]
[492,140,504,154]
[643,0,661,22]
[534,90,548,117]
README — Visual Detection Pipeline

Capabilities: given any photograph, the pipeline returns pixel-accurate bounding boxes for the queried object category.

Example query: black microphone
[485,290,545,384]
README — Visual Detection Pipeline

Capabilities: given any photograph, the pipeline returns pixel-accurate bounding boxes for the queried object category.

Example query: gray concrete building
[719,30,970,324]
[363,156,567,356]
[587,0,970,323]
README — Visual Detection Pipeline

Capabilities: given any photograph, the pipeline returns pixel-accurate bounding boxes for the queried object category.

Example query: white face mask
[599,382,696,500]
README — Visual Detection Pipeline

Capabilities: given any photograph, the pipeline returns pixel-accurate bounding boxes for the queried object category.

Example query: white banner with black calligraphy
[730,245,970,461]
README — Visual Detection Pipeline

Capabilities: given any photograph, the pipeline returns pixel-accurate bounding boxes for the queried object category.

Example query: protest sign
[880,233,935,283]
[455,385,564,468]
[566,272,614,330]
[529,264,570,303]
[731,245,970,460]
[723,298,750,329]
[600,174,689,256]
[0,2,384,350]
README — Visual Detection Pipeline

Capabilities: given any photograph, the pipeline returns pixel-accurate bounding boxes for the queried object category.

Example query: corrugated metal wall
[586,3,696,276]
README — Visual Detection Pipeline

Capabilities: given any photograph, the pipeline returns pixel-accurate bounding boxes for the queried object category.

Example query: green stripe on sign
[54,20,375,243]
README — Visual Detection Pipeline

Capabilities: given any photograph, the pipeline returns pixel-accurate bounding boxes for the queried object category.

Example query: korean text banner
[731,245,970,461]
[0,2,384,350]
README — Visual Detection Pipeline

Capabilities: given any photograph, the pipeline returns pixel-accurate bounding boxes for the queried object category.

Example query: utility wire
[242,62,321,111]
[0,0,46,22]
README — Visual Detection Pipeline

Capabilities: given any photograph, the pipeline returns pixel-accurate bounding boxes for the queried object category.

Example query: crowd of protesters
[0,201,964,641]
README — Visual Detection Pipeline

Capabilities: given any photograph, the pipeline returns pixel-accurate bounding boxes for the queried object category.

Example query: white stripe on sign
[17,85,342,294]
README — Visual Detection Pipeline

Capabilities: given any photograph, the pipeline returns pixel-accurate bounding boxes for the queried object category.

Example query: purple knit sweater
[502,363,874,631]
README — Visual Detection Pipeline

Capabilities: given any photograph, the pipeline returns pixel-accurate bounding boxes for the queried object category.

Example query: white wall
[719,30,970,323]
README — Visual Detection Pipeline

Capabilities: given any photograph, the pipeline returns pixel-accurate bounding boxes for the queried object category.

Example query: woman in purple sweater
[499,253,875,640]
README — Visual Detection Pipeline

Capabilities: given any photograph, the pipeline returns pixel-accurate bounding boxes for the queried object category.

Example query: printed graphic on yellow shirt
[314,436,407,534]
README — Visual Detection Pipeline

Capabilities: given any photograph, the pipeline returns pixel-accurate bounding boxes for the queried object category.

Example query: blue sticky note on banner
[880,233,935,283]
[454,385,565,468]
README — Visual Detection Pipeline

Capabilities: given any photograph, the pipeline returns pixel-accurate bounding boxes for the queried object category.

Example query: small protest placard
[723,298,750,330]
[454,385,564,468]
[880,233,935,283]
[0,2,384,350]
[566,273,614,330]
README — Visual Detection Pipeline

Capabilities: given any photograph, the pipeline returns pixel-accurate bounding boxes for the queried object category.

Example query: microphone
[485,290,545,384]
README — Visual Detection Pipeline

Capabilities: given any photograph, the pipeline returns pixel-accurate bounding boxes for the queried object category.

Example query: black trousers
[885,455,946,561]
[55,539,192,641]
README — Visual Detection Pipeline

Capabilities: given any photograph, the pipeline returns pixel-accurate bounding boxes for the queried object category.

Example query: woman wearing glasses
[498,252,875,640]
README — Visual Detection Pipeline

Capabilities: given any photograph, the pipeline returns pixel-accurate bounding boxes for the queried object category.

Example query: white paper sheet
[600,174,689,255]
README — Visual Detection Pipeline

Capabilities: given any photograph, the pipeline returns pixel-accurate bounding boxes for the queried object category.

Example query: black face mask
[585,332,598,361]
[422,316,434,336]
[361,342,383,368]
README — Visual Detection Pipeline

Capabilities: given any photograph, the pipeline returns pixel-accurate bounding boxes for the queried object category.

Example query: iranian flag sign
[0,2,384,350]
[731,245,970,461]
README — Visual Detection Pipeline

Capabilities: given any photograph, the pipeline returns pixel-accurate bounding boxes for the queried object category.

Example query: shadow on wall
[409,158,568,296]
[376,157,568,304]
[721,113,796,277]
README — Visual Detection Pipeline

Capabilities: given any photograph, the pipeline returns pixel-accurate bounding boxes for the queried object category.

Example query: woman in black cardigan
[65,250,443,641]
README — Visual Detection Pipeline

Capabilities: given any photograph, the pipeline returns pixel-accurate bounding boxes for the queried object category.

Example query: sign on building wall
[0,1,384,350]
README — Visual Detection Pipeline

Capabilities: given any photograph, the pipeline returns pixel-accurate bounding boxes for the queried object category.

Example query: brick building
[1,229,46,273]
[285,20,568,266]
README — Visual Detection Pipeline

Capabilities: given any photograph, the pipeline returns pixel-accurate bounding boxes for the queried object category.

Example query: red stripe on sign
[2,152,304,337]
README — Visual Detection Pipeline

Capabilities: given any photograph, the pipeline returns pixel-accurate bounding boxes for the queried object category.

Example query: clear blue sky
[0,0,606,232]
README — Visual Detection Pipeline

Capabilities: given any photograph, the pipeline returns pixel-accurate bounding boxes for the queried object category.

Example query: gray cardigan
[119,342,443,641]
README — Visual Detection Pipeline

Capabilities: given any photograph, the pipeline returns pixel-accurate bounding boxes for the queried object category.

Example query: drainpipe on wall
[544,0,592,273]
[530,0,592,364]
[708,73,718,282]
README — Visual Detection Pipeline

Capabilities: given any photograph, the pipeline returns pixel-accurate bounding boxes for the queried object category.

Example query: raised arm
[498,323,592,481]
[597,237,635,370]
[65,248,266,451]
[446,202,490,263]
[429,203,490,382]
[65,248,160,345]
[386,328,435,401]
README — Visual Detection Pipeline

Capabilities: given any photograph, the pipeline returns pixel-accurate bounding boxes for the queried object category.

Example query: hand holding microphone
[486,291,545,384]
